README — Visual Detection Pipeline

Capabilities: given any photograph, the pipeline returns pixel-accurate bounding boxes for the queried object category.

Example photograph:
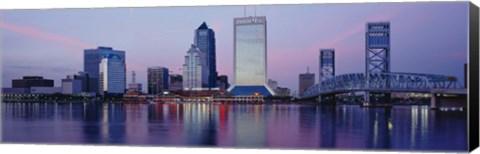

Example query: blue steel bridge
[302,72,462,99]
[299,22,466,108]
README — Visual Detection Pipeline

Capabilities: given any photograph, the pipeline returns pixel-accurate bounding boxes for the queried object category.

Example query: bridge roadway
[302,72,464,99]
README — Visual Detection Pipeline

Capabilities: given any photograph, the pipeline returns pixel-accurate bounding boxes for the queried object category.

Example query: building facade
[275,87,291,97]
[84,46,126,93]
[169,74,183,91]
[319,49,335,82]
[30,87,62,94]
[183,44,208,91]
[298,70,315,97]
[99,54,126,95]
[195,22,218,89]
[228,16,275,96]
[267,79,278,91]
[148,66,169,95]
[12,76,54,88]
[73,71,98,93]
[62,76,82,95]
[216,75,230,90]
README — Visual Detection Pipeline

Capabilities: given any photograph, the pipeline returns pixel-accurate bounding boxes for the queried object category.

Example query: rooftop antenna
[307,67,310,73]
[131,71,136,84]
[254,6,256,17]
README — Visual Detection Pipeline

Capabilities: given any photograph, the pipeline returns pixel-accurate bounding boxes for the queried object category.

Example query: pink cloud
[1,21,95,51]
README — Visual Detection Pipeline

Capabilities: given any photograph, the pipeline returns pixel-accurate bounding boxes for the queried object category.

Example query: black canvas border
[469,1,479,152]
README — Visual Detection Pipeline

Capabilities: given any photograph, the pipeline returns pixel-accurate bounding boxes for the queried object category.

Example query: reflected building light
[373,116,378,147]
[83,103,87,119]
[102,103,109,138]
[410,108,418,148]
[388,121,393,130]
[421,108,429,137]
[163,104,169,118]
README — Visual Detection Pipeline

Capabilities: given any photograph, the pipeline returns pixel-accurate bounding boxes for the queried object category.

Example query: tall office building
[228,16,275,96]
[99,54,126,95]
[319,49,335,82]
[195,22,218,89]
[183,44,208,91]
[298,68,315,97]
[84,46,126,93]
[147,66,169,95]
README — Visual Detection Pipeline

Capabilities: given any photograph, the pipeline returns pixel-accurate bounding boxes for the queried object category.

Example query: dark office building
[169,74,183,91]
[298,69,315,97]
[195,22,217,89]
[216,75,230,90]
[84,46,126,93]
[148,66,169,95]
[12,76,54,88]
[73,72,99,93]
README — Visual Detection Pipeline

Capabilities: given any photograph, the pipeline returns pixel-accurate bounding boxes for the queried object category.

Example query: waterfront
[1,102,467,151]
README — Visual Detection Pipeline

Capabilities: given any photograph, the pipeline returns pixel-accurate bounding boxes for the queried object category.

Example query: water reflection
[2,102,467,151]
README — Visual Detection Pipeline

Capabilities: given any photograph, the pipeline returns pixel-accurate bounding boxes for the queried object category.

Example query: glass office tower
[194,22,217,89]
[84,46,126,93]
[99,54,126,94]
[183,44,208,91]
[228,16,275,96]
[147,66,169,95]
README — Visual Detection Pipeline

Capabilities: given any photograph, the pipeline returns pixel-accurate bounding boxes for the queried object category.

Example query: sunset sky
[1,2,468,93]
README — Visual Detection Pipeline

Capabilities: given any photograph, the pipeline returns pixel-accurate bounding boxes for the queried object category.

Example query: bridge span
[301,72,466,108]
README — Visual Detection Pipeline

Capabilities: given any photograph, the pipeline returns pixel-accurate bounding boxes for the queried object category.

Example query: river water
[1,102,467,151]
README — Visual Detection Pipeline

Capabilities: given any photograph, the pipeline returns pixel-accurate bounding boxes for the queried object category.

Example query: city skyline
[1,2,468,93]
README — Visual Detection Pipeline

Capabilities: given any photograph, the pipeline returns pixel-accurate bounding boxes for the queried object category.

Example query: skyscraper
[298,68,315,97]
[183,44,208,91]
[147,66,169,95]
[228,16,275,96]
[84,46,126,93]
[99,54,126,95]
[195,22,217,89]
[319,49,335,82]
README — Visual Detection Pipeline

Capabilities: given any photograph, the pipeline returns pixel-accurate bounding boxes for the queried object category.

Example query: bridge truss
[302,72,461,99]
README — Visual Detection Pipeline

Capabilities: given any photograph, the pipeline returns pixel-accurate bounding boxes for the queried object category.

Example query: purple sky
[1,2,468,93]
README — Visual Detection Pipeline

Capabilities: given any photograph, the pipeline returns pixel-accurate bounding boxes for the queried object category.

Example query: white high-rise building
[99,54,126,95]
[228,16,275,96]
[183,44,208,91]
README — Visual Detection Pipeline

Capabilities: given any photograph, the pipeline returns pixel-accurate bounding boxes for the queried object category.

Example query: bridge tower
[319,49,335,82]
[365,22,391,105]
[319,49,335,103]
